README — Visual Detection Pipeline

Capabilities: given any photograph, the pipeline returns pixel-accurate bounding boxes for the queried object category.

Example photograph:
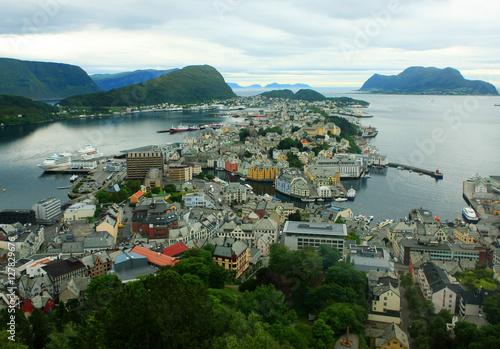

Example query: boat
[335,198,348,202]
[365,173,371,178]
[397,166,404,170]
[346,188,356,200]
[78,144,104,160]
[301,198,315,202]
[37,152,72,170]
[365,216,374,223]
[462,207,479,223]
[170,124,189,134]
[418,172,423,176]
[57,186,69,189]
[69,175,79,182]
[245,184,253,190]
[188,126,199,131]
[317,198,324,202]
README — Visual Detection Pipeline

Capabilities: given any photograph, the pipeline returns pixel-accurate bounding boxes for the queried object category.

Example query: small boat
[70,174,79,182]
[419,172,423,176]
[301,198,315,202]
[346,188,356,200]
[317,198,324,202]
[365,173,371,178]
[57,186,69,190]
[188,126,199,131]
[335,198,348,202]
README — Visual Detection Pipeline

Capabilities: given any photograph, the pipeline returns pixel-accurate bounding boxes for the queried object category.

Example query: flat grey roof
[283,221,347,236]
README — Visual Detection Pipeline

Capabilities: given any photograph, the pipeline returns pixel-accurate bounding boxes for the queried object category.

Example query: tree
[151,186,161,194]
[206,173,215,180]
[84,274,123,312]
[198,171,206,179]
[239,129,250,142]
[291,126,301,133]
[311,318,335,346]
[126,180,141,193]
[453,321,479,349]
[318,245,341,269]
[164,183,178,193]
[277,138,297,150]
[400,272,413,288]
[237,284,296,325]
[318,303,365,335]
[484,293,500,324]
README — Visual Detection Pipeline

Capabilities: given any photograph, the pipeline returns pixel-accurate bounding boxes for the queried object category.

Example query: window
[384,297,388,300]
[383,302,387,306]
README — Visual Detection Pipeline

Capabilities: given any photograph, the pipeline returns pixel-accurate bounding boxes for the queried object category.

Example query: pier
[43,168,91,174]
[387,163,443,179]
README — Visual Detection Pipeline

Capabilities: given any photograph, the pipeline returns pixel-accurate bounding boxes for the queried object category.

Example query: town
[1,95,500,348]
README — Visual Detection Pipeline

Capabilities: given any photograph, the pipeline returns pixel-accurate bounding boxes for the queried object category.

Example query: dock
[43,168,91,174]
[387,163,443,179]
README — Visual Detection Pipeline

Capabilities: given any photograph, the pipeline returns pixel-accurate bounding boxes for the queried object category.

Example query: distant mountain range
[91,69,179,91]
[60,65,236,107]
[359,67,499,95]
[228,82,310,89]
[0,58,102,100]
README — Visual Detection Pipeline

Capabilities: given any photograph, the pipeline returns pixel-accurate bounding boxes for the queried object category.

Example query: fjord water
[0,91,499,221]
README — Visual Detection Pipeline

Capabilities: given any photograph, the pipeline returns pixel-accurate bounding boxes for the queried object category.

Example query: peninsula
[359,66,499,95]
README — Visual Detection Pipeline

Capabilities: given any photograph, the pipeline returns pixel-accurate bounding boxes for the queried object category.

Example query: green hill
[260,89,369,106]
[91,68,179,91]
[60,65,236,107]
[0,95,59,125]
[0,57,102,100]
[360,66,499,95]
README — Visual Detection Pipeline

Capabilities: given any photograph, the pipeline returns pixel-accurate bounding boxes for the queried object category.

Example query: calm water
[1,91,499,221]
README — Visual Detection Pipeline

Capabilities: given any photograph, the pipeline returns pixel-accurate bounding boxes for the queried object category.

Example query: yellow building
[168,165,192,182]
[212,240,250,278]
[303,123,341,136]
[372,323,409,349]
[249,164,279,181]
[453,227,477,244]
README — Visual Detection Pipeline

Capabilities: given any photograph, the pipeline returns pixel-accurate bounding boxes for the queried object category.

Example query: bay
[0,91,499,222]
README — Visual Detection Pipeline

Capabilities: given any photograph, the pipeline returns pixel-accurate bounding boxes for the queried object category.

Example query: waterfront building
[282,221,346,254]
[0,209,36,225]
[126,146,164,180]
[274,168,310,198]
[453,226,479,244]
[32,197,61,224]
[225,158,240,172]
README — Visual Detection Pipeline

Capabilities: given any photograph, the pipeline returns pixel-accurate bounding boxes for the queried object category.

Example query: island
[359,66,499,95]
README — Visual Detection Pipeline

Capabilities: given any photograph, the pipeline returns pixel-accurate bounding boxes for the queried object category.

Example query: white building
[33,197,61,224]
[282,221,346,254]
[183,192,210,208]
[0,225,45,259]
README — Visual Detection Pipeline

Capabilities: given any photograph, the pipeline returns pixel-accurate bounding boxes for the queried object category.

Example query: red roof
[130,246,178,267]
[133,191,143,198]
[163,242,189,257]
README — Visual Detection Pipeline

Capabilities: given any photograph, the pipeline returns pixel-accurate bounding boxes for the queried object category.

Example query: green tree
[164,183,178,193]
[237,284,296,325]
[291,126,301,133]
[0,331,28,348]
[453,321,479,349]
[198,171,206,179]
[312,318,335,346]
[318,303,365,335]
[484,293,500,324]
[151,186,161,194]
[277,138,297,150]
[206,173,215,180]
[318,245,341,269]
[125,180,141,193]
[239,128,250,142]
[84,274,123,312]
[400,272,413,288]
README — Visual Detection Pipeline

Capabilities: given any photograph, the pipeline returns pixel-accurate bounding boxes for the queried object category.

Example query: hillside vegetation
[0,95,59,125]
[0,58,102,100]
[60,65,236,107]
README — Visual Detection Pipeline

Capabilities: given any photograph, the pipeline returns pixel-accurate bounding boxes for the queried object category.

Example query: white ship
[78,144,104,160]
[37,152,72,170]
[462,207,479,223]
[37,145,103,171]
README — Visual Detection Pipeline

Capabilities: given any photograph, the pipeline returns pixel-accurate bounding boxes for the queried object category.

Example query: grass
[455,268,500,291]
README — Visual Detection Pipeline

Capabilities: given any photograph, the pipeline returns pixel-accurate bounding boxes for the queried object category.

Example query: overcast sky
[1,0,499,87]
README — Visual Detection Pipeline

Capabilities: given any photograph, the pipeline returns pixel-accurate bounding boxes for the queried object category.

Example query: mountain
[60,65,237,107]
[227,83,262,88]
[91,69,179,91]
[359,66,499,95]
[265,82,310,88]
[260,89,295,99]
[260,89,369,107]
[0,94,59,125]
[0,58,102,100]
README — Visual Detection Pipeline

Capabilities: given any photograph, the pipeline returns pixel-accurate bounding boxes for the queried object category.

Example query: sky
[1,0,499,87]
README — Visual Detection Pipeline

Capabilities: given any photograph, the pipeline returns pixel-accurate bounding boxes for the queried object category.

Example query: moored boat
[462,207,479,223]
[170,124,189,133]
[346,188,356,200]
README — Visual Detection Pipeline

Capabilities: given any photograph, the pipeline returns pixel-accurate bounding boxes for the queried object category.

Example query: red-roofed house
[130,246,179,267]
[163,242,189,257]
[130,190,144,203]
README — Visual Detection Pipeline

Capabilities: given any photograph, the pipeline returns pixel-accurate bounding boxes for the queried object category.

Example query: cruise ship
[37,153,72,170]
[462,207,479,223]
[37,144,103,171]
[346,188,356,200]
